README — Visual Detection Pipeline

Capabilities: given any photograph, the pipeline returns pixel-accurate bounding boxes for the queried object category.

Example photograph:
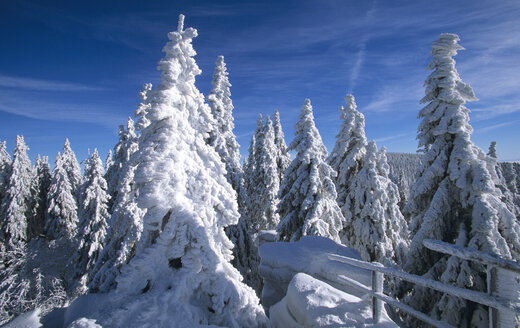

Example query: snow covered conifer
[247,116,281,232]
[28,155,51,239]
[105,118,138,211]
[207,55,243,191]
[134,83,153,131]
[328,94,367,218]
[104,150,113,174]
[0,141,11,209]
[0,136,33,249]
[273,110,291,183]
[341,141,408,265]
[488,141,497,159]
[402,34,520,326]
[277,99,344,243]
[45,152,78,240]
[100,16,266,327]
[61,139,82,200]
[71,149,109,282]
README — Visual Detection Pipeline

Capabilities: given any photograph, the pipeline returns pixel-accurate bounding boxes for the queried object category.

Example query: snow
[270,273,397,328]
[2,309,41,328]
[258,236,371,309]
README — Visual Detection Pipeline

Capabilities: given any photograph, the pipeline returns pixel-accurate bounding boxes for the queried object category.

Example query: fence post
[372,263,384,323]
[487,265,497,328]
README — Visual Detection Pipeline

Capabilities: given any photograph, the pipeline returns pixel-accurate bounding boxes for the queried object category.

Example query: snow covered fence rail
[423,238,520,327]
[328,241,520,328]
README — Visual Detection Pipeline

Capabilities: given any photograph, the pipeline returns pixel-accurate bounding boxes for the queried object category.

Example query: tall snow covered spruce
[273,110,291,183]
[29,155,51,239]
[328,94,367,218]
[70,149,109,283]
[45,152,78,240]
[277,99,344,243]
[0,136,33,250]
[341,141,408,265]
[402,34,520,326]
[61,139,82,201]
[97,15,267,327]
[207,55,243,192]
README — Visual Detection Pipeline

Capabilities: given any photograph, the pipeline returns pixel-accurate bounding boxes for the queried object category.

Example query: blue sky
[1,0,519,165]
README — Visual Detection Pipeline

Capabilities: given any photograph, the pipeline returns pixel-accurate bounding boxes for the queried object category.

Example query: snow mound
[270,273,397,327]
[2,309,41,328]
[258,236,371,309]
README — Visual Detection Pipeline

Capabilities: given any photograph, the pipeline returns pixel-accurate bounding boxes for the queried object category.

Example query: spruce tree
[28,155,51,239]
[0,141,11,211]
[104,149,113,175]
[1,136,33,250]
[273,110,291,183]
[207,55,243,192]
[402,34,520,326]
[61,139,82,201]
[45,152,78,240]
[99,16,266,327]
[341,141,408,265]
[328,94,367,218]
[277,99,344,242]
[71,149,109,282]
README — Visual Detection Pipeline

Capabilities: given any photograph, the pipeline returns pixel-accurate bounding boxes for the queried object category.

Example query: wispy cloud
[374,132,414,143]
[474,120,520,134]
[0,75,102,92]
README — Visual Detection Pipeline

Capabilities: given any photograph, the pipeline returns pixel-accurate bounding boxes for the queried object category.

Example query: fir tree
[0,141,11,211]
[488,141,497,159]
[45,152,78,240]
[0,136,33,250]
[341,141,408,265]
[277,99,344,243]
[207,55,243,192]
[328,94,367,218]
[273,110,291,183]
[61,139,82,200]
[28,155,51,239]
[71,149,109,282]
[104,149,113,175]
[134,83,153,131]
[402,34,520,326]
[98,16,266,327]
[105,118,138,211]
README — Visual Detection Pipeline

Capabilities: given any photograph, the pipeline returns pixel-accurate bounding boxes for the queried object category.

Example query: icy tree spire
[102,15,266,327]
[45,152,78,240]
[134,83,153,131]
[104,149,113,174]
[28,155,51,239]
[61,139,82,200]
[0,136,33,249]
[341,141,408,265]
[71,149,109,283]
[207,55,243,191]
[488,141,497,159]
[402,34,520,326]
[328,94,367,216]
[277,99,344,243]
[273,110,291,183]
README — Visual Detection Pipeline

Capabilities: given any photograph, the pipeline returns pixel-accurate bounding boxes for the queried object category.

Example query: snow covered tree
[273,110,291,183]
[247,116,281,232]
[207,55,243,192]
[0,136,33,250]
[341,141,408,265]
[328,94,367,218]
[61,139,82,200]
[401,34,520,326]
[134,83,153,131]
[277,99,344,243]
[70,149,109,285]
[0,141,11,211]
[105,118,138,211]
[104,149,113,174]
[45,152,78,240]
[28,155,51,239]
[488,141,497,159]
[97,16,266,327]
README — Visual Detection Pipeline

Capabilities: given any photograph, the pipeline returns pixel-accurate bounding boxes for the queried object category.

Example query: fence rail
[328,239,520,328]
